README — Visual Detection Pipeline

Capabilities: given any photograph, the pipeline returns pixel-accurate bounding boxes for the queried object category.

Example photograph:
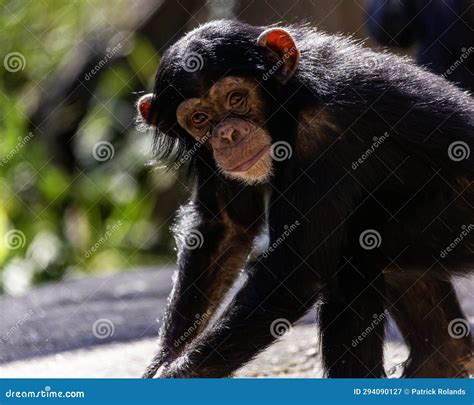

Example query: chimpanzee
[137,20,473,378]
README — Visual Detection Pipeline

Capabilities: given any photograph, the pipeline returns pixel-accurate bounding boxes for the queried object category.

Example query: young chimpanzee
[137,20,473,378]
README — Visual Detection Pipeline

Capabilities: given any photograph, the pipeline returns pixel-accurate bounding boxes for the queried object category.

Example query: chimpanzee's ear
[257,28,300,84]
[137,93,157,126]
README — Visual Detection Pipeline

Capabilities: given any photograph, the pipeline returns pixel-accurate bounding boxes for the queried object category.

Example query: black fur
[143,20,473,378]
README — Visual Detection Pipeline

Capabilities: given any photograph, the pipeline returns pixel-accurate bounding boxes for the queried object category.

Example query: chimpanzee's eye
[191,112,209,125]
[228,91,245,107]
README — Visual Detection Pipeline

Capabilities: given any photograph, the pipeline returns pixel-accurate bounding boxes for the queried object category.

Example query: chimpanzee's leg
[385,273,472,377]
[319,258,387,378]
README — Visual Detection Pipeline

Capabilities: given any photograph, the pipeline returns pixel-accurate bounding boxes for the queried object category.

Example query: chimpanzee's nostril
[230,130,238,143]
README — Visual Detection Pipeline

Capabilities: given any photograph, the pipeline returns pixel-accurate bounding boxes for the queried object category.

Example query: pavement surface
[0,325,410,378]
[0,267,173,363]
[1,267,472,377]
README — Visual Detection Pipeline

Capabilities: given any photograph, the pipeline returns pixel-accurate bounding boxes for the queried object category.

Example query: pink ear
[257,28,300,84]
[137,93,156,125]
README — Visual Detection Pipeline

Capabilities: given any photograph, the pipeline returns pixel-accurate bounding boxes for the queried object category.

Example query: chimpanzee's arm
[158,169,353,377]
[143,172,265,378]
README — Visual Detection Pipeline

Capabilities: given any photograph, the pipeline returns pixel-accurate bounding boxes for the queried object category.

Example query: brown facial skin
[176,76,273,184]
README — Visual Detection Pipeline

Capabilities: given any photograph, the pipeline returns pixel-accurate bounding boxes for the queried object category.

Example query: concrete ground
[0,325,410,378]
[1,268,472,378]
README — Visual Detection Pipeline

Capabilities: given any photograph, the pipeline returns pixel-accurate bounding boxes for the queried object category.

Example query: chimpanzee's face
[175,76,273,184]
[138,27,301,184]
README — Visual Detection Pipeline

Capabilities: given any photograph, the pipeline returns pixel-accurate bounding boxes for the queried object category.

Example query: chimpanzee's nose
[212,119,251,149]
[217,125,238,144]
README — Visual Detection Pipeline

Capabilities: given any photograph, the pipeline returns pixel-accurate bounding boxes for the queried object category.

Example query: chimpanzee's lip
[226,144,270,172]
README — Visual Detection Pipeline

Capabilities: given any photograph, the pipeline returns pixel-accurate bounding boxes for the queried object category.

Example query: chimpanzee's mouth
[226,144,270,172]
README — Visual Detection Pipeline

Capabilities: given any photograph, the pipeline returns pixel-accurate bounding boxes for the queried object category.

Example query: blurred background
[1,0,472,295]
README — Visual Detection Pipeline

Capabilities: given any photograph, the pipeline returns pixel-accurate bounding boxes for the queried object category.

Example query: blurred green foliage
[0,1,182,294]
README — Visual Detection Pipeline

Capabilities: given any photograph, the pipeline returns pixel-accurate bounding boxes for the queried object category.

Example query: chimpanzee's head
[137,20,300,184]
